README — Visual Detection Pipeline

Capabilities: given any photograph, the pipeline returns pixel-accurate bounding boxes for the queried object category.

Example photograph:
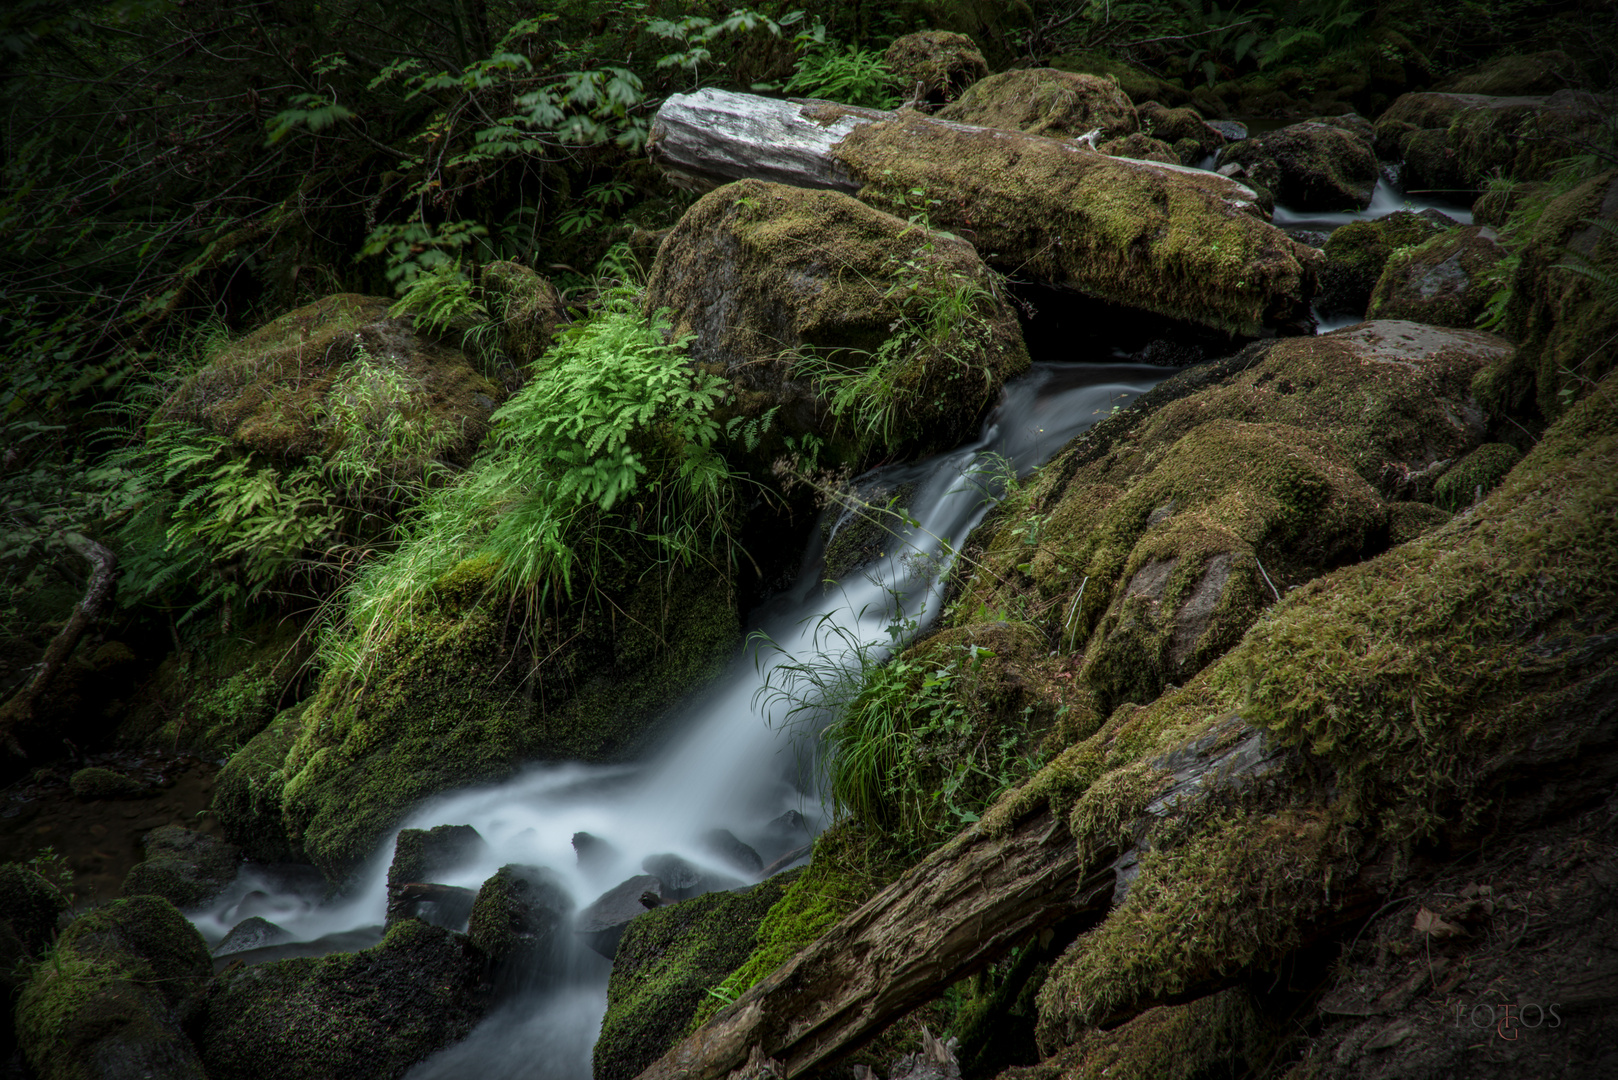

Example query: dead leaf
[1413,905,1462,939]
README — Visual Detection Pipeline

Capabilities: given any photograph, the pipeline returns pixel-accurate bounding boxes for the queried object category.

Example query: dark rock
[1368,225,1504,328]
[386,882,477,929]
[577,875,663,960]
[1438,50,1576,96]
[15,896,211,1080]
[641,854,704,895]
[884,31,988,105]
[1318,210,1452,317]
[936,68,1138,140]
[593,872,799,1080]
[700,829,763,877]
[467,864,572,972]
[386,824,486,890]
[213,916,290,958]
[68,765,148,800]
[572,830,619,870]
[1136,102,1224,164]
[198,920,486,1080]
[122,825,242,910]
[1222,119,1379,211]
[1204,120,1247,142]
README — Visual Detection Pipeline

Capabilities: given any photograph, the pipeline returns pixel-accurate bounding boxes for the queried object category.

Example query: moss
[16,897,211,1080]
[279,558,741,884]
[937,68,1138,139]
[1441,51,1576,96]
[212,701,308,862]
[883,31,988,105]
[1386,501,1452,545]
[121,826,242,910]
[1096,133,1179,165]
[832,113,1322,336]
[0,863,68,956]
[1318,210,1450,316]
[1448,93,1607,187]
[197,919,484,1080]
[466,863,570,965]
[388,824,487,888]
[160,293,499,467]
[645,178,1029,463]
[1135,103,1221,157]
[1222,122,1378,212]
[481,260,565,368]
[1433,442,1522,512]
[1367,225,1505,328]
[822,480,918,579]
[1010,988,1269,1079]
[593,872,798,1080]
[67,766,146,800]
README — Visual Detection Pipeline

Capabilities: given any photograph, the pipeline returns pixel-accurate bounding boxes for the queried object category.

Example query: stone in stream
[578,874,665,959]
[468,864,573,977]
[214,916,290,958]
[1317,210,1453,318]
[572,830,619,871]
[1220,117,1380,211]
[700,829,763,877]
[1367,225,1506,329]
[122,825,242,910]
[386,823,486,889]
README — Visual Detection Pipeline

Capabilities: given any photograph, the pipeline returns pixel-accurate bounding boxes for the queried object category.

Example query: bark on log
[632,721,1288,1080]
[645,89,1321,336]
[0,532,117,758]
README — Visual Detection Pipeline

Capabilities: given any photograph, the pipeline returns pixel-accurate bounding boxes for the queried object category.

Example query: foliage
[782,23,901,109]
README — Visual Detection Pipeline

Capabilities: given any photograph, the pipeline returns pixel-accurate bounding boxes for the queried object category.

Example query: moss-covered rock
[645,178,1029,463]
[1439,50,1577,96]
[832,113,1323,335]
[0,864,68,1059]
[1022,384,1618,1048]
[1386,500,1452,545]
[279,556,741,884]
[936,68,1137,140]
[1367,224,1504,328]
[1135,102,1223,164]
[1095,132,1178,165]
[1317,210,1451,317]
[593,872,798,1080]
[211,701,307,863]
[197,919,485,1080]
[481,260,565,368]
[884,31,988,105]
[122,826,242,909]
[466,864,572,970]
[1433,442,1522,512]
[1221,120,1379,211]
[16,896,211,1080]
[68,766,147,800]
[387,824,487,889]
[159,293,500,467]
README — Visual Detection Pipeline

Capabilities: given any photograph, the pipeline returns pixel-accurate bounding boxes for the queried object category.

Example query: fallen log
[646,89,1322,336]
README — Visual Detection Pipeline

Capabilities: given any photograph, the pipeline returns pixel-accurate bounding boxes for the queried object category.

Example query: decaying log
[645,89,1321,336]
[0,532,117,758]
[633,721,1289,1080]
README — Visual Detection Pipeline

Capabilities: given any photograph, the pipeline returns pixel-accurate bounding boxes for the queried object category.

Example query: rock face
[577,874,665,959]
[122,825,242,909]
[593,872,798,1080]
[15,896,212,1080]
[1367,225,1504,328]
[645,178,1029,462]
[1317,210,1452,317]
[212,916,290,958]
[198,920,485,1080]
[1221,119,1379,211]
[883,31,988,105]
[936,68,1137,140]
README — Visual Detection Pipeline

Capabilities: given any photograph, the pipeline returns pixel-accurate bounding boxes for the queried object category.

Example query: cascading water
[187,361,1170,1079]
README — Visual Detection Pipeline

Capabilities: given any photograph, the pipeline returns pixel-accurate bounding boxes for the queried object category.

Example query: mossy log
[647,89,1320,336]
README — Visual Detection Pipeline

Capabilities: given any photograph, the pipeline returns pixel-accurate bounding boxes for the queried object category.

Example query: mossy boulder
[831,113,1323,336]
[387,824,487,888]
[1433,442,1522,512]
[159,293,500,468]
[279,557,741,884]
[595,871,800,1080]
[68,766,147,800]
[1135,102,1224,164]
[1366,225,1504,328]
[936,68,1137,140]
[645,178,1029,463]
[1317,210,1451,317]
[883,31,988,105]
[1096,132,1178,165]
[122,826,242,910]
[466,864,572,971]
[481,260,565,368]
[1479,169,1618,421]
[15,896,211,1080]
[211,702,307,863]
[1439,50,1577,97]
[1,864,68,1058]
[1221,120,1379,211]
[197,919,485,1080]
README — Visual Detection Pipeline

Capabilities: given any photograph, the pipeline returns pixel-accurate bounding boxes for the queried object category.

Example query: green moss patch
[121,826,241,910]
[883,31,988,105]
[1368,225,1505,328]
[1433,442,1523,513]
[212,701,308,863]
[937,68,1137,139]
[1318,210,1450,317]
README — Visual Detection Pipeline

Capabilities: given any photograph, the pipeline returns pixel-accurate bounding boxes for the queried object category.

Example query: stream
[186,154,1477,1080]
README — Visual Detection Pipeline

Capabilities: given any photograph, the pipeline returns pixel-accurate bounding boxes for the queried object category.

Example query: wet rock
[762,844,813,877]
[213,916,290,958]
[69,765,148,800]
[1204,120,1247,142]
[122,825,242,910]
[1096,132,1179,165]
[212,703,306,863]
[467,864,572,982]
[1318,210,1453,317]
[645,178,1029,463]
[480,260,565,368]
[701,829,763,877]
[936,68,1138,140]
[386,882,477,929]
[386,823,487,889]
[1434,443,1522,513]
[573,830,620,870]
[15,895,212,1080]
[1221,119,1379,211]
[198,919,485,1080]
[641,854,704,896]
[884,31,988,105]
[1368,225,1504,328]
[578,874,664,959]
[594,872,799,1080]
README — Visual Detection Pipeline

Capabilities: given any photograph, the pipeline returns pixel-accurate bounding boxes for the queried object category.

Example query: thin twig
[1255,556,1282,604]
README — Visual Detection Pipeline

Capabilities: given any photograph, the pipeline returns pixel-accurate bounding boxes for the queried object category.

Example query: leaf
[1412,906,1462,938]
